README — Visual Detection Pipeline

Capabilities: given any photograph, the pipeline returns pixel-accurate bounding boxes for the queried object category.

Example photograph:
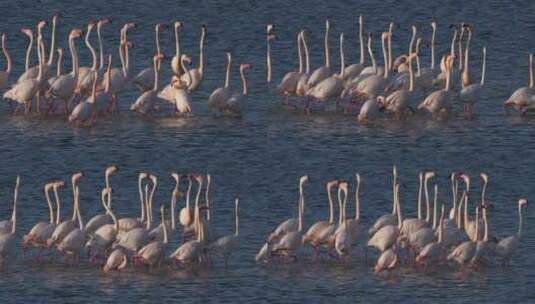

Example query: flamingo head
[480,173,489,184]
[174,21,183,29]
[54,180,65,189]
[327,180,339,190]
[519,198,528,208]
[240,63,252,71]
[20,28,33,37]
[70,29,83,39]
[139,172,148,181]
[72,171,84,185]
[376,96,386,110]
[106,165,118,178]
[171,173,180,184]
[87,21,96,31]
[181,54,192,64]
[156,23,168,31]
[98,18,111,27]
[149,174,158,185]
[458,173,470,190]
[37,20,47,30]
[411,25,417,35]
[431,21,437,29]
[44,182,54,192]
[201,24,207,32]
[425,171,436,181]
[1,33,5,43]
[300,175,309,185]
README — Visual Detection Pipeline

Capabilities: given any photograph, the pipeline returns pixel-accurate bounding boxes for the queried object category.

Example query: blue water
[0,0,534,302]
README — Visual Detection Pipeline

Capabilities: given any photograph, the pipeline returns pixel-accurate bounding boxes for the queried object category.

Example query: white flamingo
[103,248,128,272]
[367,183,402,252]
[271,176,309,260]
[496,198,528,265]
[343,15,366,80]
[0,176,21,236]
[57,184,86,259]
[267,175,308,243]
[179,174,194,228]
[334,182,353,259]
[296,31,311,96]
[130,54,164,114]
[18,16,56,83]
[208,53,232,112]
[133,205,169,267]
[84,165,118,236]
[374,246,398,273]
[68,70,98,125]
[447,204,480,265]
[504,53,534,112]
[417,21,439,90]
[223,63,252,115]
[345,173,362,246]
[306,33,345,102]
[23,182,56,251]
[416,204,446,264]
[210,196,240,267]
[48,28,82,115]
[418,54,455,118]
[132,23,167,92]
[172,54,193,114]
[369,167,398,236]
[303,180,338,252]
[306,20,331,87]
[460,46,486,115]
[86,188,118,259]
[400,171,435,240]
[181,24,206,92]
[76,21,98,96]
[93,54,114,115]
[277,31,304,99]
[408,184,439,253]
[0,176,19,269]
[169,204,208,265]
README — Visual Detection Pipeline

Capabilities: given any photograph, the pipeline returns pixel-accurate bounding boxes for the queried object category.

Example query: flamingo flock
[255,168,528,274]
[0,15,251,125]
[0,14,532,126]
[0,166,528,274]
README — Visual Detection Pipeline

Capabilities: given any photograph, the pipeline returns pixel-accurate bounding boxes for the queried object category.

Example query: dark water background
[0,0,534,302]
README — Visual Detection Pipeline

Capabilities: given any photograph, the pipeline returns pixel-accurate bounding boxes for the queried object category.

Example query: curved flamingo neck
[174,26,180,57]
[430,25,436,69]
[105,54,112,92]
[199,27,205,74]
[266,32,272,82]
[240,66,248,95]
[2,36,11,74]
[339,33,345,76]
[381,34,388,79]
[69,35,79,77]
[224,54,232,88]
[324,21,330,68]
[432,185,438,229]
[138,177,145,222]
[153,56,159,91]
[417,174,423,219]
[97,25,105,70]
[24,33,33,71]
[85,27,97,71]
[458,27,465,71]
[44,186,54,224]
[367,36,376,74]
[205,175,211,221]
[327,184,334,223]
[55,50,62,77]
[480,47,486,86]
[297,32,303,74]
[396,184,403,227]
[53,186,61,224]
[302,33,310,74]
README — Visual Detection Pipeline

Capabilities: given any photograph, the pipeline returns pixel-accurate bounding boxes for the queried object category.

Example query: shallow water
[0,0,535,302]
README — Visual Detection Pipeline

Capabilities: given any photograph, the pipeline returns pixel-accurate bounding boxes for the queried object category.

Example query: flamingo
[343,15,366,80]
[115,172,147,232]
[23,182,56,252]
[68,70,98,125]
[223,63,252,115]
[130,54,165,114]
[181,24,206,92]
[447,204,480,265]
[496,198,528,265]
[0,176,21,236]
[303,180,338,252]
[471,202,495,265]
[210,196,240,267]
[267,175,308,243]
[435,26,459,88]
[47,48,63,89]
[306,33,345,103]
[182,175,204,241]
[400,171,435,240]
[369,167,399,236]
[103,248,128,272]
[48,28,82,115]
[179,174,194,228]
[271,175,309,260]
[460,47,486,115]
[417,21,439,90]
[46,173,83,248]
[416,204,446,264]
[408,184,439,253]
[86,188,118,259]
[96,18,111,82]
[461,174,483,242]
[418,54,456,118]
[266,24,274,83]
[18,15,56,83]
[296,30,311,96]
[93,54,113,115]
[504,53,534,112]
[57,184,86,260]
[4,30,45,115]
[374,246,398,273]
[277,31,304,99]
[306,20,331,87]
[0,176,19,269]
[381,26,417,118]
[208,53,232,112]
[149,173,180,242]
[133,205,169,267]
[169,204,208,265]
[132,23,167,92]
[76,21,98,96]
[84,165,118,236]
[345,173,362,246]
[172,54,193,114]
[460,24,473,88]
[0,33,12,92]
[367,183,402,252]
[170,21,183,75]
[334,182,353,259]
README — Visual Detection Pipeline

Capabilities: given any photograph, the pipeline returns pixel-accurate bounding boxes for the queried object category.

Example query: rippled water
[0,0,535,302]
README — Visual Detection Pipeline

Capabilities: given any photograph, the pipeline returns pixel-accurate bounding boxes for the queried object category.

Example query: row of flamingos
[271,17,534,122]
[0,167,241,270]
[0,14,251,125]
[255,169,527,273]
[0,166,527,273]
